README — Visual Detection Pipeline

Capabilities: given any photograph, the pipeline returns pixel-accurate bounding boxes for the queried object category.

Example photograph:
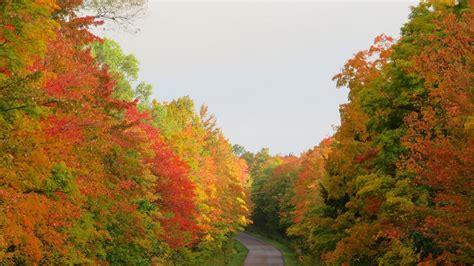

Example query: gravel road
[236,233,284,266]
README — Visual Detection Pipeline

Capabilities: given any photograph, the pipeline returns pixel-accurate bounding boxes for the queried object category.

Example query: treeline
[246,1,473,265]
[0,1,250,264]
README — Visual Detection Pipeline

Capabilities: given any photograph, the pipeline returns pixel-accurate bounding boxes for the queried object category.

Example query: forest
[0,0,472,265]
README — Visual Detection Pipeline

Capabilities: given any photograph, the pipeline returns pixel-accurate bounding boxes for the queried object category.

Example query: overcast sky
[99,1,419,155]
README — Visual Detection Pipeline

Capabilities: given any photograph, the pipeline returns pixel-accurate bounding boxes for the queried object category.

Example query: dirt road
[236,233,284,266]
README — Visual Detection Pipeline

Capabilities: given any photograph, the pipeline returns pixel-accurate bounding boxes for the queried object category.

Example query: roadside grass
[227,238,249,266]
[187,238,248,266]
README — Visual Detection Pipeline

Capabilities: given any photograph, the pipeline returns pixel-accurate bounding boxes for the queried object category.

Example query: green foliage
[44,162,77,194]
[91,38,152,103]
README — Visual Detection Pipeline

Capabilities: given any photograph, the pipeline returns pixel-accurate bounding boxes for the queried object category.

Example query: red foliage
[141,122,199,248]
[354,148,379,163]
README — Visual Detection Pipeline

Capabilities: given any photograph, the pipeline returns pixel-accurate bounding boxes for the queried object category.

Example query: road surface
[236,233,284,266]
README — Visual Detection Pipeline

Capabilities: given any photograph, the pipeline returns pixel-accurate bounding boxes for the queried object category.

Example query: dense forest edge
[1,1,251,264]
[0,0,473,265]
[242,0,473,265]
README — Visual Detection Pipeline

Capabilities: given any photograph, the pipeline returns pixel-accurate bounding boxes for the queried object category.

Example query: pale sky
[98,1,418,155]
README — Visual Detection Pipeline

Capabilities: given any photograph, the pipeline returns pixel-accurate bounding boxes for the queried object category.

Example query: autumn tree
[150,97,251,262]
[286,1,473,264]
[1,0,251,264]
[250,1,472,265]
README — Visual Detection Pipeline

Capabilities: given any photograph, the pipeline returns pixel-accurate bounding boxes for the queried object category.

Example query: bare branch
[80,0,148,32]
